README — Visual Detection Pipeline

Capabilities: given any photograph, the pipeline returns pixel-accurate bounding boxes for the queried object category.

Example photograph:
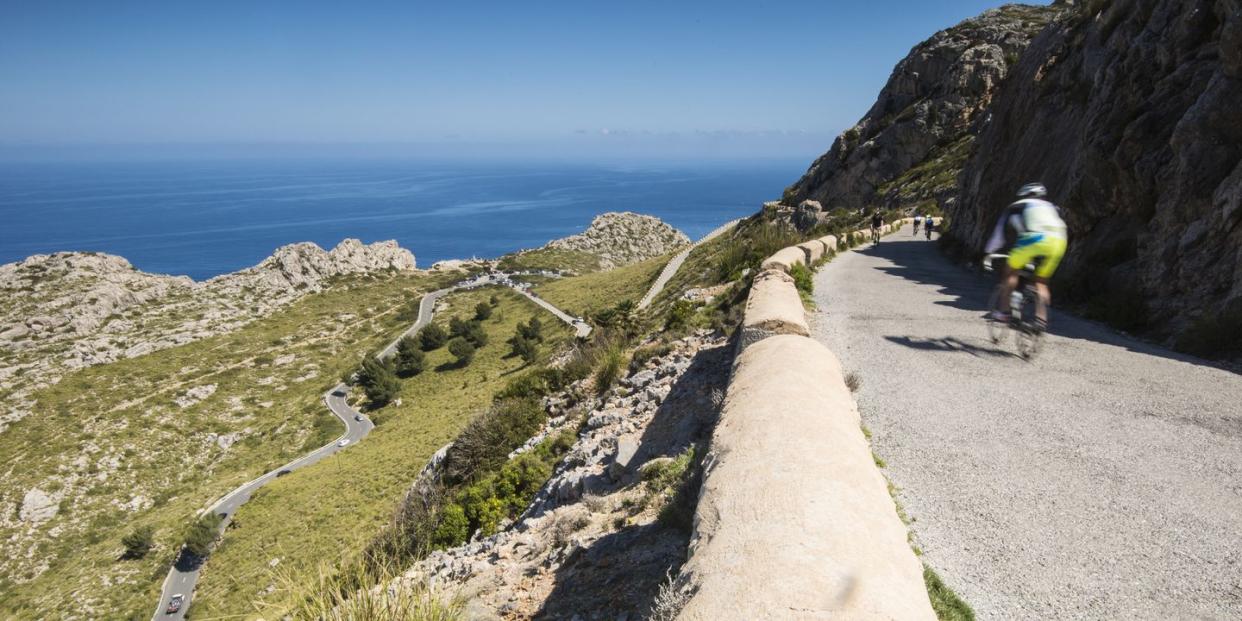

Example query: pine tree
[394,336,426,377]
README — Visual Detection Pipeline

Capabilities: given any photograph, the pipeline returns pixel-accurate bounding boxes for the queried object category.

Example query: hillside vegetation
[0,271,450,618]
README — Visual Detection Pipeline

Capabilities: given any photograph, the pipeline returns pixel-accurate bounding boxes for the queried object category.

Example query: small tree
[512,336,538,365]
[475,302,492,321]
[394,336,426,377]
[121,525,154,559]
[489,294,500,307]
[464,320,488,347]
[418,324,448,351]
[364,366,401,407]
[516,317,543,343]
[448,337,476,366]
[184,513,223,558]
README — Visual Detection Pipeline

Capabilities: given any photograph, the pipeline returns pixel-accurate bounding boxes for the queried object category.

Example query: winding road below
[153,286,451,620]
[153,273,592,618]
[812,225,1242,619]
[637,218,741,310]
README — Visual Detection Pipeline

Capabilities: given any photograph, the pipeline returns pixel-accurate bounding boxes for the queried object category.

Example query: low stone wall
[737,269,809,351]
[760,246,807,272]
[797,241,825,264]
[678,219,934,620]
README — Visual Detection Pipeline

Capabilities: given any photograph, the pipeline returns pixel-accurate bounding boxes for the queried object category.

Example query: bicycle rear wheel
[986,287,1004,344]
[1015,289,1042,359]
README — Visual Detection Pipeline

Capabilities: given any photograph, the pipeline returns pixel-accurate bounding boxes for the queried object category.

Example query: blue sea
[0,158,802,280]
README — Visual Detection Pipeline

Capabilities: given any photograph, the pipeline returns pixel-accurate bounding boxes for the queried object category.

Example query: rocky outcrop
[950,0,1242,340]
[786,4,1060,212]
[544,212,690,270]
[215,238,415,293]
[0,239,415,430]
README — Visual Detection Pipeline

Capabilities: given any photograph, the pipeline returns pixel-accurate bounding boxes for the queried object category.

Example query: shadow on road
[883,335,1017,360]
[173,549,205,573]
[860,232,1230,371]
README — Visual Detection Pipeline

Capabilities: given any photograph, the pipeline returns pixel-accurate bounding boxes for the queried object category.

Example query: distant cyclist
[924,214,934,239]
[870,211,884,243]
[984,182,1068,331]
[913,214,923,235]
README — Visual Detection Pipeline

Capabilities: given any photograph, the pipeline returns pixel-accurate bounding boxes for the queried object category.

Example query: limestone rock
[786,5,1059,213]
[544,212,690,270]
[20,488,59,524]
[951,0,1242,341]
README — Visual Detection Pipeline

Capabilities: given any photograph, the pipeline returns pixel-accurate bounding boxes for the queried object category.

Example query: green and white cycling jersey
[985,198,1067,253]
[1021,200,1067,238]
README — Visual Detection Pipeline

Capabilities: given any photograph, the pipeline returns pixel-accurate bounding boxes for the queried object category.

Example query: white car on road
[337,439,350,447]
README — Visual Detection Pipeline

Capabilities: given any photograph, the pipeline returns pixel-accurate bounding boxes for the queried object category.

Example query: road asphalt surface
[812,226,1242,619]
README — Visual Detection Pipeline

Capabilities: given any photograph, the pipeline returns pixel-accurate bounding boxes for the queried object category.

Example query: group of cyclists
[868,182,1068,335]
[870,211,937,243]
[910,214,937,239]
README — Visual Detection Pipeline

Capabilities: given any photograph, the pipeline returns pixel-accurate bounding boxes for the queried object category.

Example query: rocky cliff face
[0,240,415,430]
[952,0,1242,341]
[786,4,1061,213]
[787,0,1241,347]
[545,212,690,269]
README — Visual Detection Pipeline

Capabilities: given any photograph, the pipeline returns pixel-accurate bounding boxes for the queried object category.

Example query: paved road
[637,219,741,310]
[152,288,450,620]
[811,226,1242,620]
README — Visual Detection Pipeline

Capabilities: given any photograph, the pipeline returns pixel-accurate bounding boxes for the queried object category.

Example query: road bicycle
[871,225,882,244]
[983,253,1043,359]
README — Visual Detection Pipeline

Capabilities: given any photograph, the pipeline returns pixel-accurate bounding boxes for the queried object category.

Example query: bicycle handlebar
[982,253,1007,272]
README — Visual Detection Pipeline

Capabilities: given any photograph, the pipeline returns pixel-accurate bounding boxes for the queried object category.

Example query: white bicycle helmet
[1017,182,1047,199]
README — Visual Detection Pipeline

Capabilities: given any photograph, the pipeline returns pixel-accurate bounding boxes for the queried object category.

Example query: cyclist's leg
[1030,236,1067,327]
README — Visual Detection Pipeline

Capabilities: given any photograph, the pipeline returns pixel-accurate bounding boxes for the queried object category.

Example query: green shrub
[447,337,476,366]
[358,355,401,406]
[430,504,469,548]
[474,302,492,321]
[184,512,224,557]
[450,317,488,348]
[789,263,813,296]
[121,525,154,559]
[665,299,696,331]
[510,336,538,364]
[593,346,625,394]
[418,324,448,351]
[440,398,545,484]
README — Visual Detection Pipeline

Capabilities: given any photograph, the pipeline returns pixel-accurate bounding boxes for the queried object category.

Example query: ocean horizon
[0,157,804,280]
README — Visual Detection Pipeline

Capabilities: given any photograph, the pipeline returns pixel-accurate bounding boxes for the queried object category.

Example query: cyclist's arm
[984,204,1019,253]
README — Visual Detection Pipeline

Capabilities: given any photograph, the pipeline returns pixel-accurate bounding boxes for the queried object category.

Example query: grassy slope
[531,255,669,319]
[0,272,456,619]
[496,247,602,274]
[191,287,572,618]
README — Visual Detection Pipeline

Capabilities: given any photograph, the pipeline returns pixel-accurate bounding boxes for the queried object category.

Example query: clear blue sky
[0,0,1021,159]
